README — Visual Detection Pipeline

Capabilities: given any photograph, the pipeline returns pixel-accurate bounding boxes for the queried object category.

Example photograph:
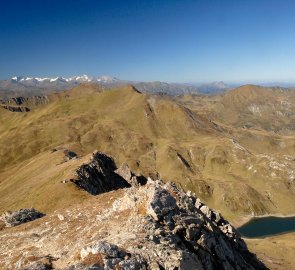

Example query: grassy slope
[0,84,294,221]
[0,150,90,213]
[245,232,295,270]
[213,85,295,134]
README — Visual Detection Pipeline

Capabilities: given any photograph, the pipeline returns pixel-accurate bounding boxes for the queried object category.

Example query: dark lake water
[237,216,295,238]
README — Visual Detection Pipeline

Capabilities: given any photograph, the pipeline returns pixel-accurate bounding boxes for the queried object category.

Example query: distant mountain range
[0,75,235,98]
[10,75,120,84]
[1,75,295,98]
[0,75,118,97]
[195,81,231,94]
[260,82,295,88]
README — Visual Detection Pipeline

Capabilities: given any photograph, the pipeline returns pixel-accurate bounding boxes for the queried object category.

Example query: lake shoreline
[233,214,295,240]
[232,213,295,228]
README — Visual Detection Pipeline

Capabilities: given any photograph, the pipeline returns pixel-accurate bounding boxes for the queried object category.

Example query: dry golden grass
[0,84,294,221]
[0,84,295,269]
[212,85,295,134]
[246,232,295,270]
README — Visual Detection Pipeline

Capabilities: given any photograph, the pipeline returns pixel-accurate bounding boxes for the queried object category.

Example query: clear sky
[0,0,295,83]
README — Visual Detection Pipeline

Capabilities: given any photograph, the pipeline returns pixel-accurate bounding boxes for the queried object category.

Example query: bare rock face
[71,151,131,195]
[0,96,49,107]
[0,208,44,227]
[146,185,177,221]
[2,105,30,112]
[1,96,49,112]
[115,163,147,186]
[71,151,148,195]
[0,181,266,270]
[111,181,267,270]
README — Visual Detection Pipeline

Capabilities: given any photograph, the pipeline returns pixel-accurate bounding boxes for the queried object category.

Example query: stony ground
[0,177,266,270]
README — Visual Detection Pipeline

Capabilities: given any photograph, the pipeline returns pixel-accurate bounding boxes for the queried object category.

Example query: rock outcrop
[0,95,49,112]
[76,241,147,270]
[0,208,44,227]
[0,152,267,270]
[71,151,131,195]
[108,181,266,270]
[115,162,147,186]
[71,151,147,195]
[2,105,30,112]
[45,180,265,270]
[0,96,49,107]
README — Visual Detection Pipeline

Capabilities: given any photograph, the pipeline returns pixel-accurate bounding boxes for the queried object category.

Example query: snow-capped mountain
[10,75,93,83]
[68,75,93,82]
[96,75,120,83]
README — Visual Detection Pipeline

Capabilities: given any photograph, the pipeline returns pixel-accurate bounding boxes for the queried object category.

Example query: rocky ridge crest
[0,151,266,270]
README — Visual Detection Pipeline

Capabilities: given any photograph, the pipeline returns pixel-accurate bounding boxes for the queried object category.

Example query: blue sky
[0,0,295,83]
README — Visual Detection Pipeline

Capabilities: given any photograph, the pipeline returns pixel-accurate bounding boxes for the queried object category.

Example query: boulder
[72,151,131,195]
[115,163,147,186]
[147,185,177,221]
[1,208,44,227]
[78,241,147,270]
[81,241,122,260]
[64,150,78,161]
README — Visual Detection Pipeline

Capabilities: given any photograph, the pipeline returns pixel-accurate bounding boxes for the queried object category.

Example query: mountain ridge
[1,83,295,269]
[1,84,294,220]
[0,75,200,97]
[0,150,267,270]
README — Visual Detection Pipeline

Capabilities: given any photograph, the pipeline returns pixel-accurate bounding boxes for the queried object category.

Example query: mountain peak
[70,75,92,82]
[97,75,119,82]
[198,81,230,94]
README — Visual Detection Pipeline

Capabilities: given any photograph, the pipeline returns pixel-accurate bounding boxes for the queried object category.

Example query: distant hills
[212,84,295,134]
[0,75,198,97]
[195,81,231,93]
[0,75,236,97]
[1,75,295,98]
[1,83,295,269]
[1,82,295,218]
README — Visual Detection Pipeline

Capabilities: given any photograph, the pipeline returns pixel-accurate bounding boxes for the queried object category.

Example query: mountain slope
[213,85,295,134]
[0,84,295,222]
[0,162,266,270]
